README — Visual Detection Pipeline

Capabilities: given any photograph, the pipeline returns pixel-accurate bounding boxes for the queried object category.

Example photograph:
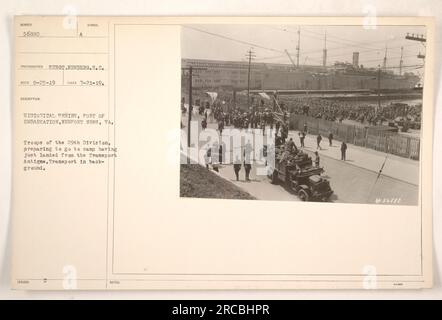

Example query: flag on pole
[258,92,271,100]
[205,92,218,105]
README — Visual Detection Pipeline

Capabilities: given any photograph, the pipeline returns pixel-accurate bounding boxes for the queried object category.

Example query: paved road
[181,113,418,205]
[216,163,300,202]
[301,147,418,205]
[289,130,419,185]
[214,153,417,205]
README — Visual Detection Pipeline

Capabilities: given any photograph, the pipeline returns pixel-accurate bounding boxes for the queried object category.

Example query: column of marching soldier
[182,99,348,182]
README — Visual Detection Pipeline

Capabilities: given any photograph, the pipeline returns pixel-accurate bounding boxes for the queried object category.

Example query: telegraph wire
[183,25,284,54]
[183,25,424,71]
[269,26,421,58]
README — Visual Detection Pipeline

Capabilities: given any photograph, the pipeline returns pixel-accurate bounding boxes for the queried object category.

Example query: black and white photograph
[5,11,437,294]
[180,24,425,205]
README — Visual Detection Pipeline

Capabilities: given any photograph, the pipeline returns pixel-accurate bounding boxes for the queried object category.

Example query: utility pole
[296,26,301,68]
[246,48,255,109]
[377,65,381,112]
[399,46,403,76]
[406,33,426,87]
[181,66,206,147]
[405,33,426,61]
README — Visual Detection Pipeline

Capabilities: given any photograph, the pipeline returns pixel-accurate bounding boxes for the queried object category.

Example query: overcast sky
[181,24,426,74]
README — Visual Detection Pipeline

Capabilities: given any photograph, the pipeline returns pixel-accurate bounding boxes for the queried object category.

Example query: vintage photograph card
[12,16,434,289]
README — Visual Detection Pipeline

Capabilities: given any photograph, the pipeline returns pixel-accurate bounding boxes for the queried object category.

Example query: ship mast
[322,30,327,67]
[399,46,403,76]
[382,44,388,71]
[296,26,300,68]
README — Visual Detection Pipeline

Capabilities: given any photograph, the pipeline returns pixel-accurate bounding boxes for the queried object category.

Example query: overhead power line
[183,25,284,53]
[299,26,414,52]
[271,26,421,58]
[254,54,286,61]
[183,25,424,71]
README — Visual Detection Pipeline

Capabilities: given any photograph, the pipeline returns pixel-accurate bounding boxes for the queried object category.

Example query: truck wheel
[298,189,309,201]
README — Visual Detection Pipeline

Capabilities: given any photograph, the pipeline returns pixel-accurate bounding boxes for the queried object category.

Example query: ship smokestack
[352,52,359,68]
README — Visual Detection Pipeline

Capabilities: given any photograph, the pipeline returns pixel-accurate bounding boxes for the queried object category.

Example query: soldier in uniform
[260,119,266,135]
[268,111,274,130]
[244,141,253,181]
[219,142,225,164]
[299,131,305,148]
[275,119,281,136]
[250,112,255,129]
[199,100,205,115]
[181,97,186,114]
[211,142,220,172]
[281,122,288,143]
[341,141,347,161]
[243,113,249,129]
[314,151,320,167]
[285,137,297,153]
[328,131,334,147]
[204,147,211,169]
[233,155,242,181]
[316,134,322,150]
[218,118,224,136]
[275,134,283,147]
[244,163,252,181]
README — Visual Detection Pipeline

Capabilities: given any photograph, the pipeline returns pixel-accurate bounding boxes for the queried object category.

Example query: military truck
[289,170,333,201]
[268,149,333,202]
